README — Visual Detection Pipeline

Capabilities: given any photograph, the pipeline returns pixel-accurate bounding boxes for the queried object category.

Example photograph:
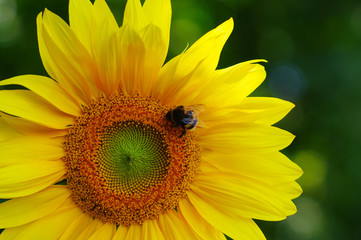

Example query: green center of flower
[63,94,201,226]
[97,121,169,195]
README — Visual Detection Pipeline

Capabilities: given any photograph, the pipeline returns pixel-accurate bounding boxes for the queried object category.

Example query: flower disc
[98,121,169,196]
[64,94,201,226]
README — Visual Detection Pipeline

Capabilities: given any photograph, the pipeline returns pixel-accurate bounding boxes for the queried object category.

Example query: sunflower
[0,0,302,239]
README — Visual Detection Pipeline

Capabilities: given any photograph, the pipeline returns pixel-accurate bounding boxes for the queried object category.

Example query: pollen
[63,94,201,226]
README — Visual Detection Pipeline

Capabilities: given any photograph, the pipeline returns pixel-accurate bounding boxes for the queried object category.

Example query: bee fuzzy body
[166,105,203,137]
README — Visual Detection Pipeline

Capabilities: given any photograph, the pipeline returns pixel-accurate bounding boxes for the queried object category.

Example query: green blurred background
[1,0,361,239]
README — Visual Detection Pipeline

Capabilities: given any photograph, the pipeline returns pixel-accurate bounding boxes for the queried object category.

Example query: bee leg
[178,126,186,138]
[169,121,180,128]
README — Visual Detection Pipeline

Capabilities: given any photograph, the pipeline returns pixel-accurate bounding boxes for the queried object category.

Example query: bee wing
[186,104,205,117]
[196,118,206,128]
[186,104,206,128]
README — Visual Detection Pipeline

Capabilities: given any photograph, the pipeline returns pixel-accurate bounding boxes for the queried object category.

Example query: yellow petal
[158,210,198,239]
[0,117,22,140]
[0,160,65,198]
[234,97,295,125]
[202,97,294,128]
[93,0,118,31]
[37,10,97,104]
[199,123,295,153]
[91,20,119,95]
[0,136,64,167]
[0,75,80,116]
[42,9,96,99]
[76,218,105,240]
[191,169,297,221]
[193,61,266,107]
[0,186,70,228]
[0,175,65,199]
[153,19,233,105]
[117,24,145,95]
[124,224,141,240]
[179,198,226,240]
[90,0,119,94]
[59,212,94,240]
[0,227,20,240]
[112,225,128,240]
[183,18,233,73]
[124,221,166,240]
[138,24,167,96]
[88,223,116,240]
[141,219,165,240]
[0,160,65,185]
[203,151,303,185]
[69,0,93,51]
[143,0,171,50]
[187,190,266,240]
[5,202,81,240]
[0,113,65,138]
[274,181,303,200]
[121,0,172,91]
[69,0,119,95]
[0,90,74,129]
[123,0,147,30]
[36,13,57,89]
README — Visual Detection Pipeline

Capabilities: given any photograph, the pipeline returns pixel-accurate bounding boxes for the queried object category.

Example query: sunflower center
[63,94,200,226]
[98,121,169,195]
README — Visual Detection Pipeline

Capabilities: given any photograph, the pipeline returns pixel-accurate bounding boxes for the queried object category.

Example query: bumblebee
[166,105,204,137]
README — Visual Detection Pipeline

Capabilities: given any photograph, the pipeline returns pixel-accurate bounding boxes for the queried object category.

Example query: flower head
[0,0,302,239]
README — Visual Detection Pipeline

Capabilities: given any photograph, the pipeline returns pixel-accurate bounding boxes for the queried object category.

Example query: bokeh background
[1,0,361,239]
